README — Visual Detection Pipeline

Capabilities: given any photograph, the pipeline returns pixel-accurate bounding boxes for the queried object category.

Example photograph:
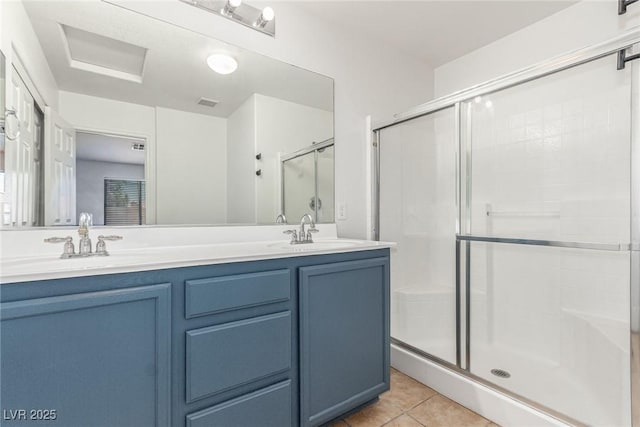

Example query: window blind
[104,179,145,226]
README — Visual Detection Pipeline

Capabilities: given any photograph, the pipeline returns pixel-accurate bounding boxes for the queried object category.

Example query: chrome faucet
[282,213,318,244]
[299,213,316,241]
[78,212,93,256]
[275,213,287,224]
[45,213,123,258]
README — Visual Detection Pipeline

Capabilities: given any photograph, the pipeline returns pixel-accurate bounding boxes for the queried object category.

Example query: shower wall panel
[379,107,457,364]
[465,53,632,426]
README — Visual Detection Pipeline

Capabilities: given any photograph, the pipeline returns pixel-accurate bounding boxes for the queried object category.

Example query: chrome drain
[491,369,511,378]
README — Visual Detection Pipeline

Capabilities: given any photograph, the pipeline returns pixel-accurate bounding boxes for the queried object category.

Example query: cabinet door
[299,257,390,427]
[0,284,171,427]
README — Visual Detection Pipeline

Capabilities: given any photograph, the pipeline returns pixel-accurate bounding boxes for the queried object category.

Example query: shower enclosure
[281,138,334,223]
[374,31,640,426]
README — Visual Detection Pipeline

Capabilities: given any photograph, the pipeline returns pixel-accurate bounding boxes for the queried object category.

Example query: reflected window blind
[104,179,145,226]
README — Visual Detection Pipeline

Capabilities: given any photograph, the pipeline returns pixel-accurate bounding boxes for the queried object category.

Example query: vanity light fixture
[207,54,238,75]
[254,7,274,28]
[181,0,276,37]
[222,0,241,16]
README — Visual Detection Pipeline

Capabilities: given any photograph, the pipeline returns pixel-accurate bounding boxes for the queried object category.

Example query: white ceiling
[294,1,577,66]
[23,1,334,118]
[76,132,146,165]
[23,0,575,119]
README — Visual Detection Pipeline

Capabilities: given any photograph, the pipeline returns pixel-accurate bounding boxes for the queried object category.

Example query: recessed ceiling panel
[61,24,147,82]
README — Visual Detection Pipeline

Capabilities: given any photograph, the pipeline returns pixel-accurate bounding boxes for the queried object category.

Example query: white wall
[112,0,435,238]
[434,1,640,97]
[76,159,144,225]
[254,94,333,224]
[155,107,227,224]
[226,95,256,223]
[58,91,157,223]
[0,0,58,109]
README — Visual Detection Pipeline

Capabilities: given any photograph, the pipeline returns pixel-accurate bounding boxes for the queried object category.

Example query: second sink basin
[267,239,364,251]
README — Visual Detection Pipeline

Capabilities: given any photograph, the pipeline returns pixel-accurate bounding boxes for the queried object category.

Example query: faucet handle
[44,236,75,258]
[95,235,123,256]
[44,236,72,243]
[283,229,298,244]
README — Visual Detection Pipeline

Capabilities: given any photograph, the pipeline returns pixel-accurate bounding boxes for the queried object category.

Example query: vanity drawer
[185,269,291,319]
[186,380,291,427]
[186,311,291,402]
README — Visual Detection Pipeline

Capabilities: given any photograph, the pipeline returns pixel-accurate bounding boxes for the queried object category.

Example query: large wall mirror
[0,0,334,228]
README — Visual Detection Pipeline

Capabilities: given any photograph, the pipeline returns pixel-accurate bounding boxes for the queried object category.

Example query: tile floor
[329,369,499,427]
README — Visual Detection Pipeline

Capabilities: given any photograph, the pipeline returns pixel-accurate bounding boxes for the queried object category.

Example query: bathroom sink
[266,239,364,251]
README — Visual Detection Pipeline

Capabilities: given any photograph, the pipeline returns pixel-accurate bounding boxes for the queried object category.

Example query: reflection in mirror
[1,0,333,228]
[281,139,334,224]
[0,50,5,200]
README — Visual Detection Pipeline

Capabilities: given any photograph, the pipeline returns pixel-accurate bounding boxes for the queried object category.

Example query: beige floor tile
[345,399,404,427]
[329,420,349,427]
[383,414,425,427]
[408,395,489,427]
[381,370,438,411]
[486,423,500,427]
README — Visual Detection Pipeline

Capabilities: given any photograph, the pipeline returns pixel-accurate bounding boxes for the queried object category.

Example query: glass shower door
[464,53,632,426]
[379,107,458,364]
[282,151,315,222]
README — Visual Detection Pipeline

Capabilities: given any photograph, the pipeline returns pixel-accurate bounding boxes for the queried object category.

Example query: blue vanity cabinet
[0,247,390,427]
[299,257,391,427]
[0,283,171,427]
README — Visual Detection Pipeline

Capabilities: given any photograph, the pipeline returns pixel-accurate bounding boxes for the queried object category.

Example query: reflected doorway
[76,131,146,226]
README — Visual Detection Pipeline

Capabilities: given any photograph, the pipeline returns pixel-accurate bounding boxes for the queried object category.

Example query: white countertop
[0,225,394,284]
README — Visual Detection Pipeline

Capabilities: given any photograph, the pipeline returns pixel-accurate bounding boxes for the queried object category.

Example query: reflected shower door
[379,107,458,364]
[317,145,334,223]
[283,151,315,222]
[465,53,632,426]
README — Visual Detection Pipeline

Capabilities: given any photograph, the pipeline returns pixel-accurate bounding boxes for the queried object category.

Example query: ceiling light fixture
[179,0,276,37]
[254,6,274,28]
[207,54,238,75]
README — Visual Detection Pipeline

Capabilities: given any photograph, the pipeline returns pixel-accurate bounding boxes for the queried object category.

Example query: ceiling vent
[197,97,219,108]
[131,143,145,151]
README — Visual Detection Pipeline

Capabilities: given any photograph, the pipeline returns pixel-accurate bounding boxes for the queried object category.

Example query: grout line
[406,413,427,426]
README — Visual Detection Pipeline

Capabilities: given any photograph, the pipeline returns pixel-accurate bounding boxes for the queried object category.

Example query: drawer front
[186,380,291,427]
[185,269,290,319]
[186,311,291,402]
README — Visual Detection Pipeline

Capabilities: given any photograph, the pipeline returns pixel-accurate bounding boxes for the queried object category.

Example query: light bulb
[222,0,241,16]
[261,6,274,21]
[474,96,482,104]
[255,6,275,28]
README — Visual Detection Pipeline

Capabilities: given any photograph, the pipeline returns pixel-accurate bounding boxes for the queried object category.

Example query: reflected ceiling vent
[131,143,145,151]
[197,97,219,108]
[61,24,147,83]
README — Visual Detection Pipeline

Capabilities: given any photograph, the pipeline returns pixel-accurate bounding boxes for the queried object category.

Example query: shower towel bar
[456,234,632,252]
[485,210,560,217]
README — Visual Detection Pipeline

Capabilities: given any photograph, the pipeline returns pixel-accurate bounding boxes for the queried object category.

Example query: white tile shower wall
[464,53,632,425]
[468,54,631,245]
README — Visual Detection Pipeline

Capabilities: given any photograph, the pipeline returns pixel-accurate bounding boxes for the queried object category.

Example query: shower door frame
[280,137,334,223]
[373,27,640,427]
